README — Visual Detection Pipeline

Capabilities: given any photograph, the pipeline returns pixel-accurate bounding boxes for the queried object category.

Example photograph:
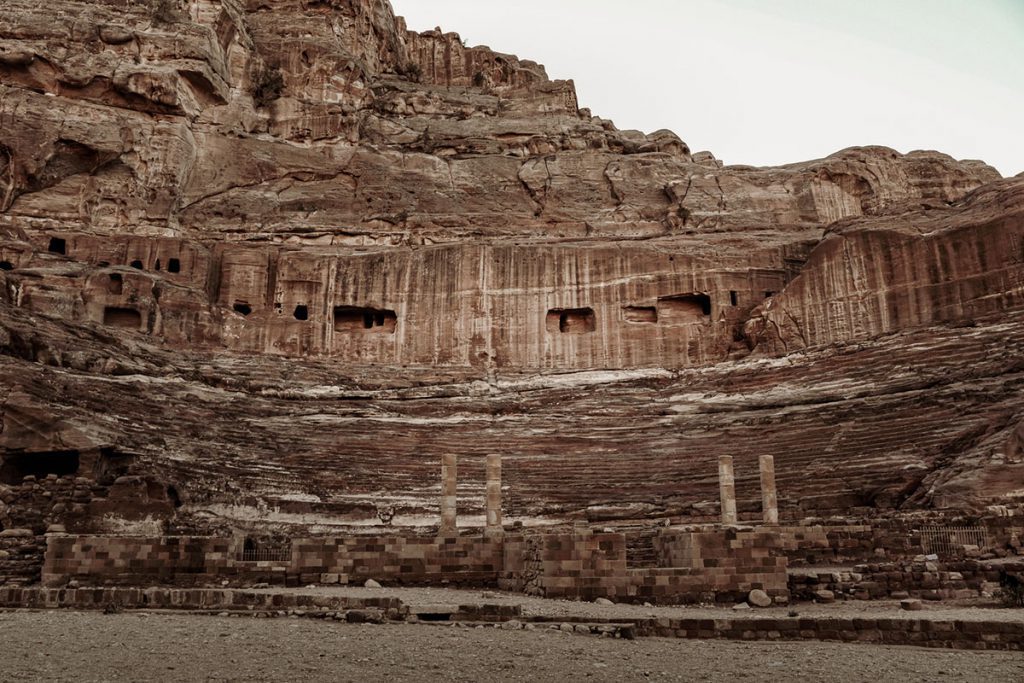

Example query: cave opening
[95,447,134,485]
[130,260,143,270]
[293,305,309,321]
[0,261,12,271]
[166,485,183,508]
[233,302,252,316]
[657,294,711,323]
[48,237,66,255]
[108,273,123,295]
[0,450,80,485]
[546,307,596,334]
[154,259,162,271]
[103,307,141,328]
[730,290,738,306]
[333,306,398,333]
[623,306,658,324]
[168,258,181,273]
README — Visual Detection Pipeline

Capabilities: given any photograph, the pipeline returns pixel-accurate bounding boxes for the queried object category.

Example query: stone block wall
[43,536,232,586]
[500,527,789,604]
[789,559,1024,601]
[42,534,503,588]
[650,527,788,601]
[779,517,1024,567]
[290,535,502,586]
[0,531,46,585]
[500,531,630,601]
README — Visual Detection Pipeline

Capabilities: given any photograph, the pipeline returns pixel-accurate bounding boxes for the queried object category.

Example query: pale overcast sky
[391,0,1024,176]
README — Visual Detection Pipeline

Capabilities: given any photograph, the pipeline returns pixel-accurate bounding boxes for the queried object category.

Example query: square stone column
[485,454,503,537]
[718,455,738,525]
[440,453,458,535]
[759,454,779,525]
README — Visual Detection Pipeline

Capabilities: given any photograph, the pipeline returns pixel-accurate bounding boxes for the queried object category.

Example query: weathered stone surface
[748,589,772,608]
[0,0,1020,543]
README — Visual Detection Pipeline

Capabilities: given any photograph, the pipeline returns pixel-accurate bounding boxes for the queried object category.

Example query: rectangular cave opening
[48,237,66,255]
[623,306,658,324]
[657,293,712,323]
[730,290,738,306]
[0,450,80,485]
[95,447,134,485]
[103,306,142,328]
[334,306,398,334]
[168,258,181,273]
[546,307,597,334]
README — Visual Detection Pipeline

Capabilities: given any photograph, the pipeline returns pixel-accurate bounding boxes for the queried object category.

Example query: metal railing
[239,546,292,563]
[919,525,988,558]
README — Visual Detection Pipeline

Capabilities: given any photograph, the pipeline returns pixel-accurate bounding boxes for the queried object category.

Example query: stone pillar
[718,455,738,525]
[759,454,779,525]
[485,454,503,536]
[440,454,458,535]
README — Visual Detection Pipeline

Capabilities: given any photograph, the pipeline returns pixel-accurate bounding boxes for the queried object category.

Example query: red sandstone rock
[0,0,1021,541]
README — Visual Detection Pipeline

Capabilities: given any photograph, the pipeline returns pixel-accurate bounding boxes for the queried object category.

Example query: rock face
[0,0,1022,536]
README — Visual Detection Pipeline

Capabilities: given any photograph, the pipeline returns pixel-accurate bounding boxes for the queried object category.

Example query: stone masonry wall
[500,528,789,604]
[42,534,502,588]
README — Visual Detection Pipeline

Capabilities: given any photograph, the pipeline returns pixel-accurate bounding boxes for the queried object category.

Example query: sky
[390,0,1024,176]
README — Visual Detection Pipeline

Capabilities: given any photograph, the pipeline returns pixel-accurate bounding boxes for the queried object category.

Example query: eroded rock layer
[1,0,1022,537]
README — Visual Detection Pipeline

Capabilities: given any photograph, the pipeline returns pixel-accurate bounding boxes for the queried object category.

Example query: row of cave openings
[229,291,775,338]
[230,302,400,335]
[46,237,183,274]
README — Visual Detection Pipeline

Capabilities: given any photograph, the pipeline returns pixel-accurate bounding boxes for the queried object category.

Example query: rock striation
[0,0,1022,538]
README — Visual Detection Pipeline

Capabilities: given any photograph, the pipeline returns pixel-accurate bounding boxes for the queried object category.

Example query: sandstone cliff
[0,0,1021,536]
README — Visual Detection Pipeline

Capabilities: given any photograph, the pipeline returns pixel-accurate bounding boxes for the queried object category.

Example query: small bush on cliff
[252,66,285,108]
[996,570,1024,607]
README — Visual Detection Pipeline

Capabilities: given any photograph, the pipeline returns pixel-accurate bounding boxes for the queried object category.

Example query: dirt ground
[1,611,1022,683]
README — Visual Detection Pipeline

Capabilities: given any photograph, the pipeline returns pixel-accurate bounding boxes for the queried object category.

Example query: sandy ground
[1,611,1022,683]
[253,585,1024,623]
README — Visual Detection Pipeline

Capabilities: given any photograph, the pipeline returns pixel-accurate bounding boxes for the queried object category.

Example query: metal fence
[918,525,988,557]
[239,546,292,563]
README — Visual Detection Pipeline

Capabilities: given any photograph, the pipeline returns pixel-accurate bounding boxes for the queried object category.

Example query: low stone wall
[790,559,1024,601]
[635,615,1024,650]
[0,586,405,616]
[0,530,46,584]
[42,534,503,588]
[500,528,789,604]
[290,535,502,586]
[779,517,1024,566]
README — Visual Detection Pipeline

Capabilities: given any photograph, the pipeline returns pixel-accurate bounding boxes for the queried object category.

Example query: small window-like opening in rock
[730,291,738,306]
[108,273,123,295]
[623,306,658,324]
[168,258,181,273]
[233,302,252,316]
[764,291,776,299]
[657,294,712,324]
[546,307,596,334]
[95,448,134,486]
[154,259,162,271]
[0,261,12,271]
[294,305,309,321]
[167,485,183,509]
[130,260,143,270]
[0,450,80,485]
[48,237,66,255]
[334,306,398,334]
[103,306,141,328]
[240,537,291,562]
